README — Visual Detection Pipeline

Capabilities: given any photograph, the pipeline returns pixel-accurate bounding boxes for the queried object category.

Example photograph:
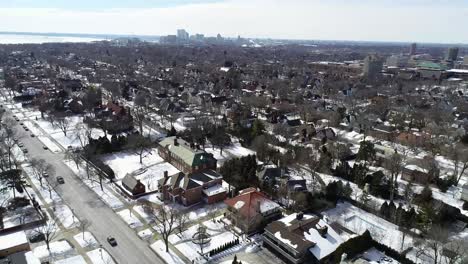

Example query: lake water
[0,34,105,44]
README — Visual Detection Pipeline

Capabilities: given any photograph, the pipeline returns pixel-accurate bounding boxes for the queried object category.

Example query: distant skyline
[0,0,468,44]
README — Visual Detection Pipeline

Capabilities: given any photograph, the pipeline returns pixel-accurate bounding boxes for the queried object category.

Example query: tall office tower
[446,47,459,61]
[177,29,189,41]
[363,55,383,79]
[409,43,417,55]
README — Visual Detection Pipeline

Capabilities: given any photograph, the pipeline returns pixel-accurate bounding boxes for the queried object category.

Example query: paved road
[8,110,165,264]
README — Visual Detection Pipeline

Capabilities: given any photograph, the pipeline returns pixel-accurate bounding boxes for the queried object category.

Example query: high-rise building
[363,55,383,79]
[177,29,189,41]
[216,33,223,41]
[446,47,459,61]
[409,43,417,55]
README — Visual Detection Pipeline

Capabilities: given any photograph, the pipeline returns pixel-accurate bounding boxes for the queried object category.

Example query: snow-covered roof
[266,213,345,260]
[202,184,226,196]
[0,230,28,250]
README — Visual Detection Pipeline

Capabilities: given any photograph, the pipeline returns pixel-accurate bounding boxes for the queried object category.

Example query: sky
[0,0,467,43]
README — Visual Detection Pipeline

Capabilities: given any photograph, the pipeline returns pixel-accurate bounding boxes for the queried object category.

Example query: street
[9,109,166,264]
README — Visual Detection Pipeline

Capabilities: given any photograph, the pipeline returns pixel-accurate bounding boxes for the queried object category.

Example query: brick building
[158,136,217,174]
[158,170,226,206]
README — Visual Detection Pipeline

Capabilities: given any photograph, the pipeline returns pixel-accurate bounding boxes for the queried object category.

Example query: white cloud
[0,0,467,43]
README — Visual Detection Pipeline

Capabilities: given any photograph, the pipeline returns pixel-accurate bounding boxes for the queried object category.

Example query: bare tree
[446,144,468,185]
[30,158,54,188]
[65,150,81,170]
[52,115,71,136]
[416,225,449,264]
[127,134,153,164]
[443,239,468,264]
[142,201,177,252]
[0,118,19,169]
[35,216,59,251]
[175,211,188,237]
[133,92,148,135]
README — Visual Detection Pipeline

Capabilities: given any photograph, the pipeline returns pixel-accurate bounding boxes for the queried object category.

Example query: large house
[224,188,281,234]
[158,170,226,206]
[263,213,346,264]
[158,136,217,174]
[462,184,468,202]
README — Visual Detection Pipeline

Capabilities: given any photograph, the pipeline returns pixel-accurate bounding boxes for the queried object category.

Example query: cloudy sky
[0,0,467,43]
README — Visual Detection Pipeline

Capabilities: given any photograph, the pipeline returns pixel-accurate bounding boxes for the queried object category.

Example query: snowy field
[205,142,256,166]
[100,150,164,180]
[323,202,414,252]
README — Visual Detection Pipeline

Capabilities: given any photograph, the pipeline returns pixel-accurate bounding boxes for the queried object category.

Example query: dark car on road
[107,236,117,246]
[56,176,65,184]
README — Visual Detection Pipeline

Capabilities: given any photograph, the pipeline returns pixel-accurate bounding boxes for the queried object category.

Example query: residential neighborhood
[0,28,468,264]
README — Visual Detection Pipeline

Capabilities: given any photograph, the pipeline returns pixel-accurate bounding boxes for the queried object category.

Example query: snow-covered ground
[33,240,74,260]
[87,248,116,264]
[64,160,124,210]
[37,135,62,153]
[100,150,164,180]
[22,164,62,205]
[73,232,98,248]
[116,209,143,229]
[323,202,414,252]
[150,240,185,264]
[361,248,398,264]
[55,255,87,264]
[205,142,256,166]
[169,217,238,261]
[53,203,79,229]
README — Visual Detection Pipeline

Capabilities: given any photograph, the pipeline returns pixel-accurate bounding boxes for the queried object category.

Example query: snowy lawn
[55,255,87,264]
[53,203,79,229]
[150,240,185,264]
[116,209,143,228]
[169,217,238,261]
[100,150,164,180]
[33,240,74,260]
[323,202,414,252]
[73,232,98,249]
[87,248,116,264]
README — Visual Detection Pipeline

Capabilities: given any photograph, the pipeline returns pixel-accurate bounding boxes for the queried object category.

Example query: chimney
[296,212,303,220]
[164,171,168,179]
[316,225,328,237]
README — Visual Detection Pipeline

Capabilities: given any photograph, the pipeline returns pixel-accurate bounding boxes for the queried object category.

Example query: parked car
[42,172,49,178]
[56,176,65,184]
[107,236,117,246]
[43,146,48,150]
[28,232,45,243]
[30,134,35,137]
[18,143,24,148]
